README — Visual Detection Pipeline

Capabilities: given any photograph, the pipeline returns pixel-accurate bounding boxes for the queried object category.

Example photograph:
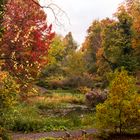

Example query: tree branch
[31,0,70,27]
[102,53,117,70]
[0,56,17,62]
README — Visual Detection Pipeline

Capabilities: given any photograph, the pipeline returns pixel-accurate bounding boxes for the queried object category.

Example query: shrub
[0,72,20,130]
[96,69,140,134]
[0,127,12,140]
[37,73,95,90]
[62,73,95,89]
[37,76,65,89]
[49,80,63,89]
[0,72,19,109]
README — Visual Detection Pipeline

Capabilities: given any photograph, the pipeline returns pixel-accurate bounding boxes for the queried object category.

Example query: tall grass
[2,90,95,133]
[30,90,85,110]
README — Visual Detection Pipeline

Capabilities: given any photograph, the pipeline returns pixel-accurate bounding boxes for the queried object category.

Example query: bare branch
[32,0,70,28]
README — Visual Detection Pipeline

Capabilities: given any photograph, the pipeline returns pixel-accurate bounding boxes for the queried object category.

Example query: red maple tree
[0,0,55,81]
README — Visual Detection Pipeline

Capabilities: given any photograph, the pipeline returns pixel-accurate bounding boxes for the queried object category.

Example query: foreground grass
[5,105,95,133]
[2,89,96,133]
[2,89,139,140]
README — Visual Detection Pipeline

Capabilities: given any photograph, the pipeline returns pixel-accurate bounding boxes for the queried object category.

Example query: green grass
[31,89,85,110]
[2,89,96,133]
[4,104,95,132]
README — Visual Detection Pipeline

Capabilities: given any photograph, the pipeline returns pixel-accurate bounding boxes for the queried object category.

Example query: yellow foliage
[96,69,140,133]
[0,71,19,109]
[77,86,91,94]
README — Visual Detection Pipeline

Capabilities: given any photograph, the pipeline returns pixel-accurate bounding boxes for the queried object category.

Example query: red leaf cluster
[0,0,55,80]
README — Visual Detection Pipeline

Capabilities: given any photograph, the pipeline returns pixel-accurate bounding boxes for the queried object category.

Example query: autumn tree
[81,1,140,87]
[40,34,65,77]
[63,32,77,57]
[0,0,54,81]
[82,20,102,73]
[82,18,117,75]
[60,32,78,72]
[96,69,140,134]
[126,0,140,69]
[82,18,124,85]
[94,1,140,77]
[98,7,138,74]
[116,6,138,72]
[41,32,78,78]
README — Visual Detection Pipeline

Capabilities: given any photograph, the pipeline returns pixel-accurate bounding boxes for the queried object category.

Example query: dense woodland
[0,0,140,140]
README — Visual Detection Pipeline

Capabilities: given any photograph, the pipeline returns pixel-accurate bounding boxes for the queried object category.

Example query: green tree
[95,19,116,85]
[63,32,77,58]
[64,51,86,76]
[96,69,140,134]
[82,20,102,73]
[61,32,79,73]
[102,8,138,72]
[41,35,65,77]
[101,20,120,70]
[126,0,140,69]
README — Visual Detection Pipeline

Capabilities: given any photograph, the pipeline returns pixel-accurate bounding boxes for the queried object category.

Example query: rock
[81,130,87,135]
[65,131,72,137]
[85,89,108,107]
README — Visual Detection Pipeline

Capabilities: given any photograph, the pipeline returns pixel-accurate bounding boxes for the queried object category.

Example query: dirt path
[12,129,97,140]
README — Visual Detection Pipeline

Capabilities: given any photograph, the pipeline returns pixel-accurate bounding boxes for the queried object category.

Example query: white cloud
[40,0,124,45]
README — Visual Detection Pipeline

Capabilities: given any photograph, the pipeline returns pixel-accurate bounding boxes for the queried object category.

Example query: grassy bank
[1,89,96,133]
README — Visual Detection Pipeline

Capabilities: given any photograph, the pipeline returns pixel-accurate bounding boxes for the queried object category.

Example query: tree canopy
[0,0,54,81]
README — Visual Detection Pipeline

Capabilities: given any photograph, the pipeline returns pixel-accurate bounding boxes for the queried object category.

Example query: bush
[0,72,20,131]
[37,73,95,90]
[48,80,63,89]
[0,72,19,109]
[37,76,65,89]
[0,127,12,140]
[61,73,95,89]
[96,69,140,134]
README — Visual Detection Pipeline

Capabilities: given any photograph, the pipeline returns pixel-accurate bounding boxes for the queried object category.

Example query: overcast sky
[40,0,124,45]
